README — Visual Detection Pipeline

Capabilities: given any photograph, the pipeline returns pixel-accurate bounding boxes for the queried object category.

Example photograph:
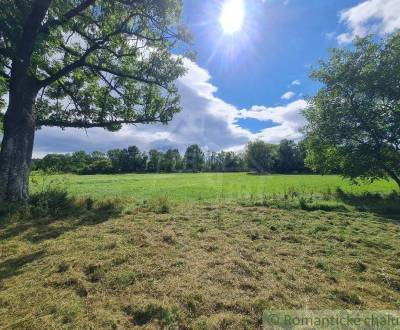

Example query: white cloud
[33,59,307,157]
[290,80,301,86]
[325,32,337,40]
[33,58,251,156]
[338,0,400,44]
[262,0,289,5]
[238,100,308,143]
[281,91,296,100]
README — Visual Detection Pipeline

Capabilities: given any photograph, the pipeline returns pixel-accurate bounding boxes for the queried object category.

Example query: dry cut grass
[1,196,400,329]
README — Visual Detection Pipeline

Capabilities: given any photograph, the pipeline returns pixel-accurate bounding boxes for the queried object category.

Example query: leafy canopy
[184,144,204,172]
[245,140,277,173]
[277,139,304,173]
[0,0,189,130]
[304,34,400,185]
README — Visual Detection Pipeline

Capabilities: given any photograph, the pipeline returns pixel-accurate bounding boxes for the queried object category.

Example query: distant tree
[224,151,245,172]
[296,140,308,173]
[184,144,204,172]
[245,140,277,173]
[81,158,112,175]
[277,140,304,173]
[123,146,148,172]
[30,158,41,171]
[0,0,189,202]
[107,149,124,173]
[90,151,107,162]
[206,151,218,171]
[70,151,91,173]
[39,154,73,172]
[304,34,400,187]
[148,149,164,173]
[215,151,243,172]
[162,149,181,172]
[106,146,147,173]
[215,151,226,171]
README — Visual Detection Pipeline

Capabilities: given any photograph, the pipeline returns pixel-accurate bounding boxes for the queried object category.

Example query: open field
[0,173,399,328]
[30,172,398,203]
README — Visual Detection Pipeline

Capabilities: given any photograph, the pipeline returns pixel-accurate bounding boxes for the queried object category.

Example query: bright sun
[219,0,245,34]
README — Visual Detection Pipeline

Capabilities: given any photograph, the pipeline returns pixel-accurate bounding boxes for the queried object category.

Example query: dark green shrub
[29,188,74,218]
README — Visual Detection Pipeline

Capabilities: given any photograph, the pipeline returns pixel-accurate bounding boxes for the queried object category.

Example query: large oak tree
[304,34,400,187]
[0,0,188,202]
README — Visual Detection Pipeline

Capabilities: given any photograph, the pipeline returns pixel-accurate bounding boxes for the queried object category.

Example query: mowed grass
[0,197,400,329]
[1,174,399,328]
[30,172,398,203]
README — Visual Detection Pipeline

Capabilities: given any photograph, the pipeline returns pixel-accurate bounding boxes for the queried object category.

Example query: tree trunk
[0,0,53,202]
[389,172,400,189]
[383,166,400,189]
[0,89,36,202]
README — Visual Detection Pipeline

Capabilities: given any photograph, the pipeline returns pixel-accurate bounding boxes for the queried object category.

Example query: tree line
[32,140,308,175]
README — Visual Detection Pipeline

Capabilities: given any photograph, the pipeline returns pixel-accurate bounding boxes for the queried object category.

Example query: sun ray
[219,0,245,34]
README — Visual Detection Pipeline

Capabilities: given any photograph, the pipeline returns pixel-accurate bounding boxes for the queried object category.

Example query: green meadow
[30,172,398,202]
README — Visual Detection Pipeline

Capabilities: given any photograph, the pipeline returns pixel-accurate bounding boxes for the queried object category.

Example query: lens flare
[219,0,245,34]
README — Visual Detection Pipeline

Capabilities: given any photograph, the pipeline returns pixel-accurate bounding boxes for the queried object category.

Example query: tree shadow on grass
[336,189,400,221]
[0,251,44,280]
[0,190,123,243]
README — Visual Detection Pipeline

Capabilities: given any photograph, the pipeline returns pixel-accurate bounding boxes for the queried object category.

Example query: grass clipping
[0,189,400,328]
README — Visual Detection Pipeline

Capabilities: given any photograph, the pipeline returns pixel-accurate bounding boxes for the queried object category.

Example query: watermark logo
[263,310,400,329]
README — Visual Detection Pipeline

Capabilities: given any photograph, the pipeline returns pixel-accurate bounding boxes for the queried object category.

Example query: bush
[29,188,74,218]
[139,196,171,214]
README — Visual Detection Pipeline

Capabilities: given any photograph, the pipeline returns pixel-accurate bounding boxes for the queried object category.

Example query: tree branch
[40,0,96,32]
[38,12,138,88]
[0,48,12,59]
[88,64,167,88]
[95,71,125,98]
[64,0,97,20]
[38,43,100,88]
[0,71,10,80]
[36,118,162,128]
[17,0,52,62]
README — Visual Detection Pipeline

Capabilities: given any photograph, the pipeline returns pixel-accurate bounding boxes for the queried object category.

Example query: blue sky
[182,0,360,110]
[32,0,400,156]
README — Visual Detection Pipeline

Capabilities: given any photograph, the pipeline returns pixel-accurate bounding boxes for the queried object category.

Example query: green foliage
[28,188,73,218]
[107,146,147,173]
[162,149,182,172]
[81,158,113,175]
[184,144,204,172]
[147,149,163,173]
[0,0,189,129]
[32,140,307,175]
[0,112,3,133]
[33,151,112,174]
[277,139,305,173]
[245,140,277,173]
[304,33,400,186]
[0,76,4,133]
[205,151,245,172]
[0,71,6,129]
